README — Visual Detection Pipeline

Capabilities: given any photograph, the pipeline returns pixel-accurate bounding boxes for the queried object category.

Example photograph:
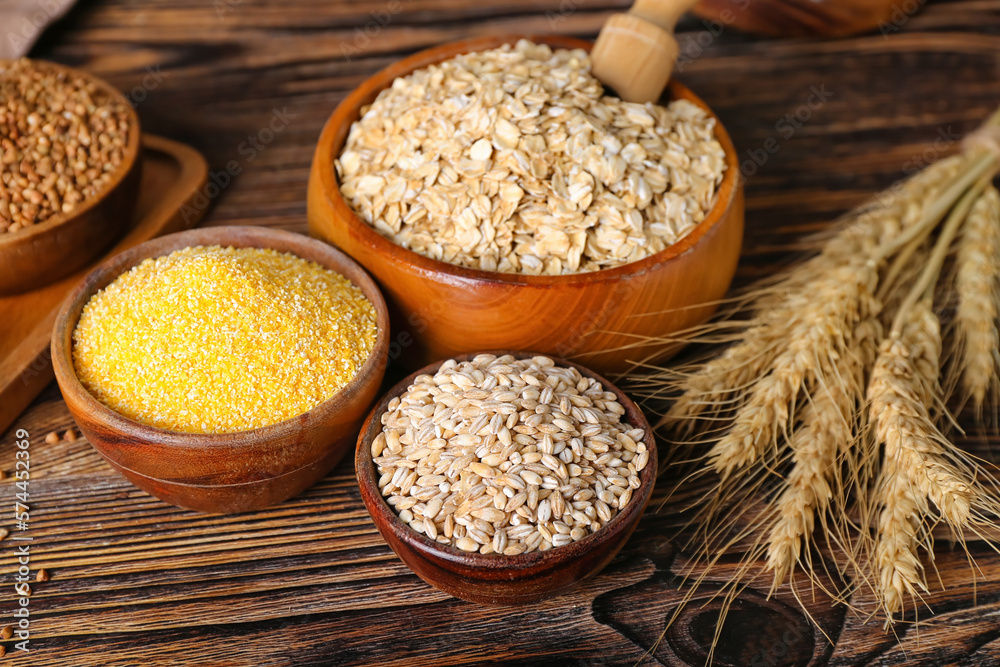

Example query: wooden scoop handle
[591,0,699,104]
[631,0,693,31]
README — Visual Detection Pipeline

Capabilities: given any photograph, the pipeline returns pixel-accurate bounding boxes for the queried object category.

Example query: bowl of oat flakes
[308,35,743,374]
[0,59,141,295]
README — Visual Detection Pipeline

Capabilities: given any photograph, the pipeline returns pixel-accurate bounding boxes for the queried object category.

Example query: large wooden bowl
[51,226,390,514]
[0,59,142,296]
[355,352,658,605]
[308,34,744,375]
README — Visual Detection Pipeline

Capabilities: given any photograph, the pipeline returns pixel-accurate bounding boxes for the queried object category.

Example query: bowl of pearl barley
[355,351,657,605]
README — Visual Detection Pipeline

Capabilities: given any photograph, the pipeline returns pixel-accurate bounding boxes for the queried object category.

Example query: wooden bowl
[694,0,903,38]
[51,226,390,514]
[0,59,142,296]
[308,34,744,375]
[355,352,658,605]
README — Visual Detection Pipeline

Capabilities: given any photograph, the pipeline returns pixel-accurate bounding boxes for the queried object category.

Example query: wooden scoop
[591,0,699,104]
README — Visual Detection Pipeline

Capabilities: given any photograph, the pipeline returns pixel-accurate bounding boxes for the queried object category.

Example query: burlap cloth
[1,0,77,59]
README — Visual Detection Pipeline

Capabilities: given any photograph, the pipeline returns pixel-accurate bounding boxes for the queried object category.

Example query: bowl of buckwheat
[0,58,141,295]
[355,351,657,605]
[308,34,743,375]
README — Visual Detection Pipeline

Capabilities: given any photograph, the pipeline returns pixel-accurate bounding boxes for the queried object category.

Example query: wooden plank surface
[4,0,1000,664]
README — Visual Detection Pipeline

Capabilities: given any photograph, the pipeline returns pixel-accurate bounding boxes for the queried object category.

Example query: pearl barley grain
[72,245,377,434]
[374,355,648,554]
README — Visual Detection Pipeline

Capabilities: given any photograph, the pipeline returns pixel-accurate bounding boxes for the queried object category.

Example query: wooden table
[5,0,1000,664]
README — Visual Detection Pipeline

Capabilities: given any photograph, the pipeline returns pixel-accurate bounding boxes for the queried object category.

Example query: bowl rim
[313,33,741,287]
[50,225,391,448]
[354,350,658,573]
[0,58,142,245]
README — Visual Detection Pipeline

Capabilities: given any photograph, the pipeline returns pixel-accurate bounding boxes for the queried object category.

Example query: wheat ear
[708,261,879,476]
[872,301,975,525]
[954,186,1000,412]
[822,155,965,262]
[868,299,942,621]
[661,157,966,437]
[660,321,784,428]
[765,316,880,591]
[874,459,929,622]
[870,223,1000,621]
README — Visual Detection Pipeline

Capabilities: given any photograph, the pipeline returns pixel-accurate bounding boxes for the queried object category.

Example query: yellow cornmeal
[72,245,378,434]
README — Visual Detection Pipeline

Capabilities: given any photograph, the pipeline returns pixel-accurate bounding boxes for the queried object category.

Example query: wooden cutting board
[0,133,209,435]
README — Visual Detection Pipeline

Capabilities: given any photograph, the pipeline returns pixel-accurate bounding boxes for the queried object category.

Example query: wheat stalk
[823,155,965,262]
[868,178,1000,620]
[650,111,1000,652]
[660,321,784,428]
[765,317,880,591]
[708,261,879,477]
[953,185,1000,412]
[679,159,989,588]
[660,158,965,432]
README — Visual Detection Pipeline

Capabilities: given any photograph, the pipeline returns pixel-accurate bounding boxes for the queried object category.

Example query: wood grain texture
[308,34,744,375]
[3,0,1000,664]
[0,134,208,437]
